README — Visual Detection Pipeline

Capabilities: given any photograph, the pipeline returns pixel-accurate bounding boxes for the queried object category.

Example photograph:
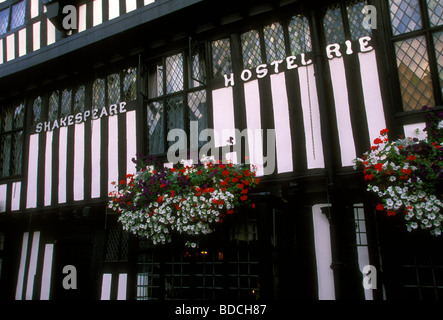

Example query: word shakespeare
[35,102,127,133]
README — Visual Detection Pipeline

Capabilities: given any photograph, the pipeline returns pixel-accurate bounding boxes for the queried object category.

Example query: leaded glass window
[10,0,25,30]
[147,101,165,155]
[241,30,262,69]
[395,37,435,110]
[48,91,59,122]
[74,85,85,113]
[288,15,312,55]
[166,54,184,94]
[211,38,232,78]
[389,0,443,110]
[123,68,137,101]
[93,78,106,109]
[427,0,443,27]
[107,73,121,105]
[433,32,443,97]
[389,0,422,36]
[263,22,286,63]
[0,101,24,178]
[190,42,206,88]
[323,3,346,44]
[32,96,42,126]
[146,50,208,156]
[346,0,372,40]
[0,9,8,35]
[188,90,207,148]
[61,89,72,117]
[0,0,26,35]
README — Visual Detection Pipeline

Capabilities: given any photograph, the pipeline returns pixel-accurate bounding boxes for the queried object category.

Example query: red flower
[376,203,384,211]
[241,189,248,194]
[244,170,250,177]
[251,203,256,209]
[120,180,126,185]
[373,138,383,145]
[237,184,244,189]
[374,163,383,172]
[222,170,229,176]
[386,210,396,216]
[380,128,389,135]
[157,196,164,203]
[197,170,202,175]
[232,177,239,183]
[227,209,234,215]
[240,195,247,201]
[171,168,177,172]
[406,155,416,161]
[364,174,374,181]
[219,164,226,169]
[220,180,227,187]
[160,183,166,188]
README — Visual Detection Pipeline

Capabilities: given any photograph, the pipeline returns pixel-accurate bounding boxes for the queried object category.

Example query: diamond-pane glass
[10,1,25,30]
[148,62,164,98]
[433,32,443,96]
[166,54,184,94]
[61,89,72,117]
[427,0,443,27]
[0,9,9,35]
[49,91,59,122]
[12,130,22,175]
[323,4,346,44]
[188,90,207,148]
[167,96,185,149]
[105,225,120,261]
[390,0,422,36]
[190,42,206,88]
[288,15,312,55]
[0,134,11,177]
[123,68,137,101]
[32,97,42,126]
[74,86,85,113]
[395,36,435,111]
[93,78,105,108]
[212,38,232,78]
[147,101,165,155]
[347,0,372,40]
[2,105,13,132]
[264,22,286,63]
[241,30,262,69]
[13,102,24,129]
[108,73,121,104]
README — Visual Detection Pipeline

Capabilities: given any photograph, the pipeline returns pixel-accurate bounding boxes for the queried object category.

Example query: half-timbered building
[0,0,443,300]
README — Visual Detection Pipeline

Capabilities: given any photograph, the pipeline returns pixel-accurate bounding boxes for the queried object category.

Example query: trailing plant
[354,106,443,236]
[108,155,259,247]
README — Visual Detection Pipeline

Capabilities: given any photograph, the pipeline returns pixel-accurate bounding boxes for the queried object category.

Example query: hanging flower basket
[108,155,260,247]
[354,106,443,236]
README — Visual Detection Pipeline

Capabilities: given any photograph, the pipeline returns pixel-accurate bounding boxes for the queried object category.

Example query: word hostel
[1,0,443,301]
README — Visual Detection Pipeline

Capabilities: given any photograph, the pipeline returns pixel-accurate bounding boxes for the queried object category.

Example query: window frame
[144,44,210,159]
[0,99,25,180]
[384,0,443,113]
[0,0,27,36]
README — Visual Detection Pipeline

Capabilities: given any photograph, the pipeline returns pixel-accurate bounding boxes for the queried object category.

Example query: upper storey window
[146,43,208,156]
[0,0,25,36]
[389,0,443,111]
[0,100,24,178]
